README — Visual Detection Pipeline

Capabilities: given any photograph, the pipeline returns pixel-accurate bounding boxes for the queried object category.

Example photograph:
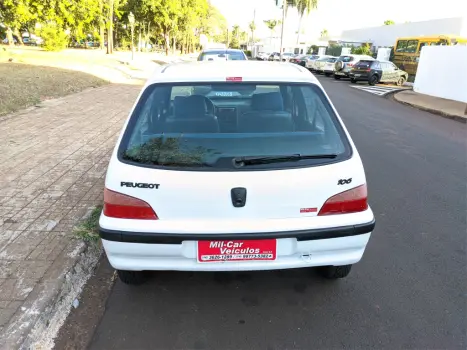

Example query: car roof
[148,61,319,84]
[201,49,243,53]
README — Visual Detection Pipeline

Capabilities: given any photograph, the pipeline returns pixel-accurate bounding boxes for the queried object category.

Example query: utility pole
[252,9,256,44]
[279,1,286,61]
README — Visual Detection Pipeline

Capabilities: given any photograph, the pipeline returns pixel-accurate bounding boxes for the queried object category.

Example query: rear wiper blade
[233,154,337,166]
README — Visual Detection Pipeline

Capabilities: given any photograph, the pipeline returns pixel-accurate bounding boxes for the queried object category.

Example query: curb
[392,94,467,124]
[0,241,102,350]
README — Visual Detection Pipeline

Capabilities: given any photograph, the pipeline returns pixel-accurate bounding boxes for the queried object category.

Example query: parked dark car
[349,60,409,86]
[290,54,307,65]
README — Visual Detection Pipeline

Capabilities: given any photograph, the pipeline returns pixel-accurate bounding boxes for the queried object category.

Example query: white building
[340,17,467,49]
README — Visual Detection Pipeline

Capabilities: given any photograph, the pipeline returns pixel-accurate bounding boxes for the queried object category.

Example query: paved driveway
[0,84,140,348]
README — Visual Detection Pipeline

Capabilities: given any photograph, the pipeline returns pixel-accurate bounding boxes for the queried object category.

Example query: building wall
[340,17,466,48]
[414,46,467,103]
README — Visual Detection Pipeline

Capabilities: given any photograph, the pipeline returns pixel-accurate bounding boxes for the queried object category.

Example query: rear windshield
[199,51,246,61]
[338,56,353,62]
[354,60,373,68]
[119,83,351,171]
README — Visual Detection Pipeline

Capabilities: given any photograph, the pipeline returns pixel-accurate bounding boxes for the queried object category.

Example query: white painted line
[350,85,395,96]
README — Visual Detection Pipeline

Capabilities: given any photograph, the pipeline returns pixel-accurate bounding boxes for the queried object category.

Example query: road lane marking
[350,85,406,96]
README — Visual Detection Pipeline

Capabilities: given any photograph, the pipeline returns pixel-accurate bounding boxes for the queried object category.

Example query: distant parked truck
[393,35,467,75]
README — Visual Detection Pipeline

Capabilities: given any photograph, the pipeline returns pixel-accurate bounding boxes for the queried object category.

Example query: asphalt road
[57,76,466,350]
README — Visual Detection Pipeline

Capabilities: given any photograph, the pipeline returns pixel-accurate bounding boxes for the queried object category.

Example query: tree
[248,20,256,44]
[384,20,395,25]
[351,43,372,55]
[287,0,318,45]
[263,19,280,41]
[0,0,34,45]
[229,24,240,48]
[320,28,328,38]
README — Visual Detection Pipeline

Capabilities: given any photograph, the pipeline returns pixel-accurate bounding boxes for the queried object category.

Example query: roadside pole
[279,1,286,62]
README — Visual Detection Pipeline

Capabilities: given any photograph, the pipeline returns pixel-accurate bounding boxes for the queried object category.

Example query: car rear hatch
[103,80,368,231]
[351,60,373,76]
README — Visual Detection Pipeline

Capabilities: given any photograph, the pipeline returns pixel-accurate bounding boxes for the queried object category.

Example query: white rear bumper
[102,233,371,272]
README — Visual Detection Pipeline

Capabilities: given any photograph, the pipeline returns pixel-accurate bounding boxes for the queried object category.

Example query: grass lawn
[0,62,107,116]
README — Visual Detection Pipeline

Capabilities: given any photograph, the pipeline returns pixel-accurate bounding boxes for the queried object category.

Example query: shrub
[307,45,319,54]
[351,43,372,56]
[40,23,68,52]
[325,44,342,56]
[244,50,252,57]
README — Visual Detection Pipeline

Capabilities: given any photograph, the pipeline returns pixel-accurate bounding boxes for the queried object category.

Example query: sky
[210,0,467,40]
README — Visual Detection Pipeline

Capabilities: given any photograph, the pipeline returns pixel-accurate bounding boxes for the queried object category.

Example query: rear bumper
[335,70,350,76]
[99,220,375,244]
[100,220,375,271]
[349,72,370,80]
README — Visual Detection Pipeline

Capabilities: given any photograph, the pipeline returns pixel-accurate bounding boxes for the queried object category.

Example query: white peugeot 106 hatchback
[99,61,375,285]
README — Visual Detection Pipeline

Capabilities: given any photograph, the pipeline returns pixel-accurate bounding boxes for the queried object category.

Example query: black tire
[318,265,352,279]
[350,78,357,83]
[324,72,331,77]
[334,74,341,80]
[397,76,406,86]
[117,270,147,285]
[368,75,378,86]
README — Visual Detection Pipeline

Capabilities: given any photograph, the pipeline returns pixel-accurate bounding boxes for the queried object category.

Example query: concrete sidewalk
[394,90,467,123]
[0,84,140,349]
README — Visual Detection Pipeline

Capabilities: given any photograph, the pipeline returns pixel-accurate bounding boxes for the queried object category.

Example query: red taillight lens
[318,184,368,216]
[103,188,158,220]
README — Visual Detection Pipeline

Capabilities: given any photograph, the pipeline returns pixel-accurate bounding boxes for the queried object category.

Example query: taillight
[103,188,158,220]
[318,184,368,216]
[347,63,354,67]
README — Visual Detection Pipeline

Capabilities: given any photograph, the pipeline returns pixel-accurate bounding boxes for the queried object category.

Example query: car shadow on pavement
[55,256,345,350]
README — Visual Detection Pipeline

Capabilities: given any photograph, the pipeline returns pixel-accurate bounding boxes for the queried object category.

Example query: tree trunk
[99,0,105,49]
[13,29,24,45]
[100,24,105,49]
[172,36,176,55]
[138,24,142,52]
[296,15,303,45]
[164,31,170,56]
[6,27,14,46]
[106,0,114,54]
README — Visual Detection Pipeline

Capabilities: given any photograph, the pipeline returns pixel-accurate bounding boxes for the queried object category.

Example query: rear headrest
[174,95,207,118]
[252,92,284,111]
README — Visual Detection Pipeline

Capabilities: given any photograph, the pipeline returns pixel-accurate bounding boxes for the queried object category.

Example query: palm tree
[264,19,280,42]
[289,0,318,44]
[248,21,256,44]
[320,28,328,38]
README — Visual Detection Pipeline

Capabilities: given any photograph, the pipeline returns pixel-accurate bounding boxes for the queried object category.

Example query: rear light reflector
[318,184,368,216]
[103,188,158,220]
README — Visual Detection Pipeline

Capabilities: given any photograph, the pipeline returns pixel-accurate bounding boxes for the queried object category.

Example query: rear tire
[117,270,147,285]
[397,76,406,86]
[350,78,357,83]
[318,265,352,279]
[368,75,378,86]
[324,72,331,77]
[334,74,341,80]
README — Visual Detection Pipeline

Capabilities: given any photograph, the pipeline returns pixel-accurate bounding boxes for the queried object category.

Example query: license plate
[197,239,277,262]
[354,74,361,77]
